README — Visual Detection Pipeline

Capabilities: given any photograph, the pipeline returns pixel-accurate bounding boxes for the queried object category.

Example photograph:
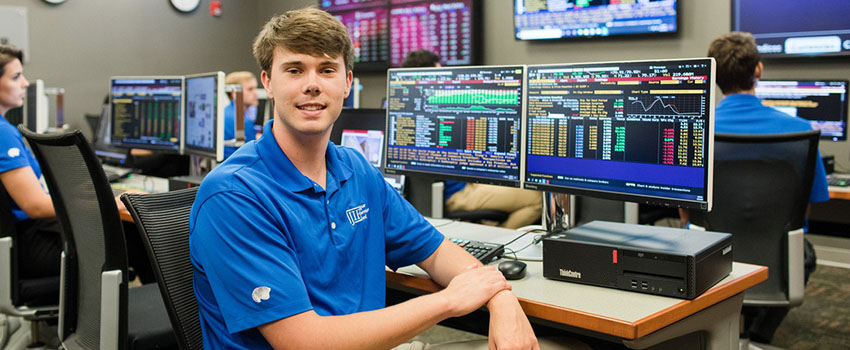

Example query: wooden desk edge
[386,264,769,340]
[829,188,850,200]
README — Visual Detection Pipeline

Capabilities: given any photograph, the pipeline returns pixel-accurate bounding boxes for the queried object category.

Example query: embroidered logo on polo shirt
[7,148,20,158]
[345,203,369,226]
[251,286,271,303]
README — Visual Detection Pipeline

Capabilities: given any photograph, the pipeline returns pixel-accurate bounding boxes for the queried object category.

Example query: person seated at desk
[190,9,546,349]
[683,32,829,345]
[401,49,542,230]
[224,71,260,159]
[0,45,137,281]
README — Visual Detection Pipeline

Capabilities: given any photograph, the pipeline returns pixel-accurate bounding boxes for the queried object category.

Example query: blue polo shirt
[190,120,444,349]
[0,115,43,221]
[715,93,830,203]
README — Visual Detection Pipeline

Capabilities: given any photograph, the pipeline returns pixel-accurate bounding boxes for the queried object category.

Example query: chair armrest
[787,228,805,307]
[100,270,122,350]
[0,237,13,314]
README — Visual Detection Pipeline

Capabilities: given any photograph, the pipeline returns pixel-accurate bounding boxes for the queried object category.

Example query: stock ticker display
[333,7,390,69]
[390,1,474,67]
[524,59,714,206]
[385,66,524,186]
[110,78,183,151]
[755,80,848,141]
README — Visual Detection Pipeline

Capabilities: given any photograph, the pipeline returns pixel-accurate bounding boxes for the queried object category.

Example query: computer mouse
[498,260,527,280]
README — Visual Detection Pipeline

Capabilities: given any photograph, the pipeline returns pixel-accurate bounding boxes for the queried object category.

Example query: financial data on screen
[385,65,524,186]
[524,58,715,209]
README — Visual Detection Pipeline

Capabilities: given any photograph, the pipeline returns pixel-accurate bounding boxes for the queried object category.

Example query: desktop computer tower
[542,221,733,299]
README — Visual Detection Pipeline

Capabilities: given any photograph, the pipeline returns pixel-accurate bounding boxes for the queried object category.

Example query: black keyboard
[450,238,504,264]
[828,175,850,187]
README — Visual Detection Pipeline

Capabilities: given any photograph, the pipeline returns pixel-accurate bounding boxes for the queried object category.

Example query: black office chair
[688,131,820,341]
[121,188,203,350]
[0,185,60,347]
[18,126,176,350]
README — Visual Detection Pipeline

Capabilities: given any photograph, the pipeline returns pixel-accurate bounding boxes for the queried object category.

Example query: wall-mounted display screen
[514,0,677,41]
[732,0,850,58]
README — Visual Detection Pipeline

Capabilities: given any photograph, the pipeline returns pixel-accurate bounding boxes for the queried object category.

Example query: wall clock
[170,0,200,13]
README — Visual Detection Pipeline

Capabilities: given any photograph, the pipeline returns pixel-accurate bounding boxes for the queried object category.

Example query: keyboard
[828,174,850,187]
[102,164,132,182]
[449,238,504,264]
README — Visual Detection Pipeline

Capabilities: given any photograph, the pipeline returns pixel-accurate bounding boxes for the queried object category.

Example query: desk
[387,219,767,350]
[113,174,170,222]
[829,185,850,200]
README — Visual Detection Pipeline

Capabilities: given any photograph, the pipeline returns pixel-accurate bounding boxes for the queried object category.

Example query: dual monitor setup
[107,73,227,162]
[383,58,717,214]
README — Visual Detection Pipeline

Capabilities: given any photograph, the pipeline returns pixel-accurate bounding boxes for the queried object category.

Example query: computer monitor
[384,65,525,187]
[523,58,716,211]
[330,108,387,168]
[93,104,129,165]
[183,72,226,162]
[514,0,678,40]
[109,76,184,152]
[25,79,49,134]
[755,80,848,141]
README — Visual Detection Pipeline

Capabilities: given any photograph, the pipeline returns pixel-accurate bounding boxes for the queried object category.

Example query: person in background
[699,31,828,345]
[401,49,543,229]
[224,71,260,158]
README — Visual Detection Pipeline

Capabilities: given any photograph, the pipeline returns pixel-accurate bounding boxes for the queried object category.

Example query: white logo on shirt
[251,286,271,303]
[346,204,369,226]
[7,148,20,158]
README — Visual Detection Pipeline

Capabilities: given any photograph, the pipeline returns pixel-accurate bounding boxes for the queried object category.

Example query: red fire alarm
[210,1,222,17]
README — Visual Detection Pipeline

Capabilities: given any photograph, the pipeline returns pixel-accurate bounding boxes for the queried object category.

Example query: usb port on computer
[641,282,648,290]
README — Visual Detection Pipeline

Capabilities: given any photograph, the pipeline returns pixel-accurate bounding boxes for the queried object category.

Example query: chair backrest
[121,187,202,350]
[689,130,819,304]
[18,126,129,350]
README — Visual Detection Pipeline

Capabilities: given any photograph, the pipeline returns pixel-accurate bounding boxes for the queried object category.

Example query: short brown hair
[0,45,24,78]
[707,32,761,94]
[402,50,440,68]
[253,8,354,76]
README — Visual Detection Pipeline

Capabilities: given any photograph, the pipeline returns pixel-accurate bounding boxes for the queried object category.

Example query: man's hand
[487,291,539,350]
[438,264,511,317]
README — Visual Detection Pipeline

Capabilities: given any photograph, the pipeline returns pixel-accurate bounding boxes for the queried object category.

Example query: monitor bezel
[108,75,185,153]
[521,57,716,211]
[182,71,226,162]
[755,79,849,141]
[383,64,526,188]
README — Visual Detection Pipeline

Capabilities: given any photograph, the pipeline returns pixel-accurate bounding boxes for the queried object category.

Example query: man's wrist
[486,289,518,311]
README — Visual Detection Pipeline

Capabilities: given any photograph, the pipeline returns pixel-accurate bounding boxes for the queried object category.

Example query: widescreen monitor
[755,80,848,141]
[384,65,525,187]
[183,72,226,161]
[523,58,716,210]
[389,0,479,67]
[732,0,850,58]
[514,0,677,41]
[93,104,128,165]
[110,76,183,152]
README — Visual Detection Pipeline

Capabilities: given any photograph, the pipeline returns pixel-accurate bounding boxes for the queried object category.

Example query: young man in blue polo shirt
[189,8,541,349]
[703,32,829,345]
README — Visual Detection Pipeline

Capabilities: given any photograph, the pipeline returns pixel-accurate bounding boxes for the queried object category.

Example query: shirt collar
[255,120,353,194]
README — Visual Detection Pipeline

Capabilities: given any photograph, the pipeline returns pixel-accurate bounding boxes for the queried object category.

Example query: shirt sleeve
[191,190,313,334]
[0,127,31,174]
[379,169,444,270]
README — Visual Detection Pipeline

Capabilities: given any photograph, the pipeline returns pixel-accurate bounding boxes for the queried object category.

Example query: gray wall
[354,0,850,169]
[11,0,849,168]
[6,0,262,138]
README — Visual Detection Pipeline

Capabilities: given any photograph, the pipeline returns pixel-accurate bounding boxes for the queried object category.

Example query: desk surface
[388,219,767,340]
[829,186,850,200]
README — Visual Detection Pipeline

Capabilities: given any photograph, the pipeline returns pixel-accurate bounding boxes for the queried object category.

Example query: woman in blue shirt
[0,45,63,279]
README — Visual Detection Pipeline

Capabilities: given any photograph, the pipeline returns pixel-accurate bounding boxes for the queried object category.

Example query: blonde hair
[225,71,257,86]
[253,8,354,76]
